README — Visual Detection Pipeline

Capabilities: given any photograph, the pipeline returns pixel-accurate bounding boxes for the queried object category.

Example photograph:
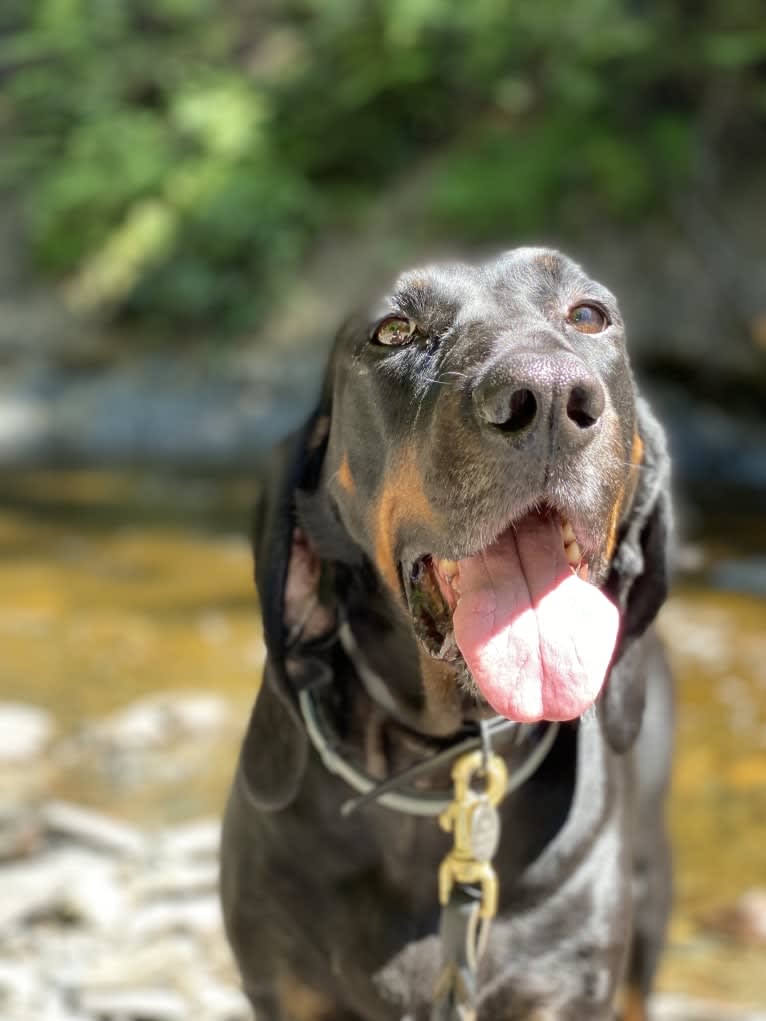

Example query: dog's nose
[473,353,605,449]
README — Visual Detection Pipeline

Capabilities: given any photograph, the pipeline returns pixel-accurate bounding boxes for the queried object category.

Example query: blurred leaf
[68,199,177,310]
[702,31,766,69]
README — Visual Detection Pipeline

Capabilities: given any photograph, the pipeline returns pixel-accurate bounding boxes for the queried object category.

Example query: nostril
[566,385,602,429]
[498,388,537,433]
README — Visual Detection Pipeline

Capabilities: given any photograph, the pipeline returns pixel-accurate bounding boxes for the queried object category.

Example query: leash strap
[432,748,508,1021]
[431,886,485,1021]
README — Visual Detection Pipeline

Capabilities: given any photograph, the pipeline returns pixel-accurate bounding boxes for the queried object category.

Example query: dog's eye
[373,316,418,347]
[567,304,608,334]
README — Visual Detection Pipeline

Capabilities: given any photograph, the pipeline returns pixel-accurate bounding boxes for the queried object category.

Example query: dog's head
[244,248,671,809]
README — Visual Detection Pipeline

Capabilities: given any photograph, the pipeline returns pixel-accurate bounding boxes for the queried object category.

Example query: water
[0,471,764,1006]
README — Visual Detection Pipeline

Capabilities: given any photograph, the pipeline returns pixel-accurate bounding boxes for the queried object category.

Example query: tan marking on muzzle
[337,452,355,494]
[605,430,645,561]
[373,452,439,593]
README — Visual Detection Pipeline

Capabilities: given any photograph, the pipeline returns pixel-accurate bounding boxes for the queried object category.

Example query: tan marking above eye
[373,315,418,346]
[567,303,608,334]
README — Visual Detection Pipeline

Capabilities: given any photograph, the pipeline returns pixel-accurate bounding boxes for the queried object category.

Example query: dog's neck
[339,573,472,738]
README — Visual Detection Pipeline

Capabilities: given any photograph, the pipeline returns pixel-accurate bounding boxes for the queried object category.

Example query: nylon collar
[298,689,559,818]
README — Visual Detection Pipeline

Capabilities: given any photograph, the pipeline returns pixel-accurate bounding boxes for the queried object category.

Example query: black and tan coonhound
[221,248,674,1021]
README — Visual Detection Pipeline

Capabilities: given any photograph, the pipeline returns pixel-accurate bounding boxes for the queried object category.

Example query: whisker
[615,460,656,472]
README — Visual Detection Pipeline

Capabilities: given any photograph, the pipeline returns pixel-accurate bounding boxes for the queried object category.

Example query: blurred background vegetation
[3,0,765,336]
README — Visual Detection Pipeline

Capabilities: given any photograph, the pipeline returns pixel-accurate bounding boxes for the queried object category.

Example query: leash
[291,613,560,1021]
[431,738,508,1021]
[299,687,558,1021]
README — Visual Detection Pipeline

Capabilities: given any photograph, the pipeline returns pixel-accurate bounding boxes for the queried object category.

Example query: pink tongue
[452,516,619,722]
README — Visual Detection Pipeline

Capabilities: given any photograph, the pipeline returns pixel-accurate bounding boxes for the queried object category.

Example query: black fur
[221,248,674,1021]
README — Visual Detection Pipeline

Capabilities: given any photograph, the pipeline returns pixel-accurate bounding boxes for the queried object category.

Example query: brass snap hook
[437,750,509,921]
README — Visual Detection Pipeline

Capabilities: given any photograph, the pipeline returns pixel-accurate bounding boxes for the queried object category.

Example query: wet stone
[0,704,54,763]
[704,889,766,947]
[0,622,762,1021]
[0,806,44,861]
[79,987,187,1021]
[653,994,766,1021]
[156,819,221,860]
[85,692,233,752]
[130,860,218,900]
[43,802,146,858]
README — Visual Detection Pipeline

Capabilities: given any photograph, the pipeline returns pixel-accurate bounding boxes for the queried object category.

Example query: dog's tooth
[565,540,582,566]
[439,559,459,580]
[561,520,576,545]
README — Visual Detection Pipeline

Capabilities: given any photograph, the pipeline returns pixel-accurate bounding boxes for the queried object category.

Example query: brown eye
[373,316,418,346]
[567,304,608,334]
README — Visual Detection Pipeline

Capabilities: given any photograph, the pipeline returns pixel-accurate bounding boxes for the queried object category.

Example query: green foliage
[2,0,764,334]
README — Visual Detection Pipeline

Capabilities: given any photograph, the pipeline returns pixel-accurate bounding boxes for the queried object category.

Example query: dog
[221,248,674,1021]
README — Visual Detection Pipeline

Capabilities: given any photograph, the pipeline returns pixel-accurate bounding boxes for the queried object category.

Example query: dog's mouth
[404,509,620,723]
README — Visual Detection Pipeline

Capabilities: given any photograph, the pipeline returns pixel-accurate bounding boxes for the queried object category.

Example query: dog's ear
[599,397,673,752]
[239,404,337,812]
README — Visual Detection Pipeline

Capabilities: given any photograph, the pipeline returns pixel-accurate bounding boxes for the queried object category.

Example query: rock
[44,801,145,858]
[648,384,766,491]
[0,806,44,861]
[128,895,222,938]
[703,889,766,946]
[131,860,218,901]
[0,848,123,932]
[157,819,221,860]
[62,858,128,930]
[74,933,198,991]
[0,959,38,1005]
[189,979,251,1020]
[0,356,304,470]
[710,557,766,598]
[0,957,92,1019]
[87,692,233,752]
[79,987,188,1021]
[0,704,54,763]
[653,993,766,1020]
[0,851,73,931]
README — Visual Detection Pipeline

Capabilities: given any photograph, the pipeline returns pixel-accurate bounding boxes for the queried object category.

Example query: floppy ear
[599,397,673,752]
[239,405,338,812]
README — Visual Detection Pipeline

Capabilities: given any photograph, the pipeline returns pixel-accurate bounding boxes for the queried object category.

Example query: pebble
[128,895,222,938]
[0,806,43,861]
[44,801,145,858]
[130,860,218,900]
[157,818,221,860]
[0,850,78,931]
[653,994,766,1021]
[704,889,766,946]
[0,695,762,1021]
[0,703,54,763]
[86,692,232,752]
[79,988,187,1021]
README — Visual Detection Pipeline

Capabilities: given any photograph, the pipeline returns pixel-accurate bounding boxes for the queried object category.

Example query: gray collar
[298,683,559,819]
